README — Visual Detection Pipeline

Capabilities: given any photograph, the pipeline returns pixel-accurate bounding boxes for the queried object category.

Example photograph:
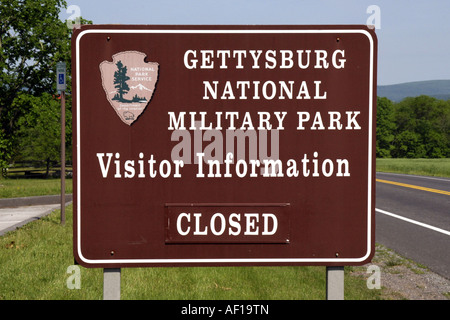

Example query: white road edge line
[375,208,450,236]
[376,171,450,183]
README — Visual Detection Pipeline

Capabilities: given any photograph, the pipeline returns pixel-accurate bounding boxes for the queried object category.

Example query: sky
[61,0,450,85]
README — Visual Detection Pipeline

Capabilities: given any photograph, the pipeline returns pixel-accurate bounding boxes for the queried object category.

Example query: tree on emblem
[112,60,130,102]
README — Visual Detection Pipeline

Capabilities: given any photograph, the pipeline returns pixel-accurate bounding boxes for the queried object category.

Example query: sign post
[72,25,377,299]
[56,61,66,225]
[103,268,121,300]
[326,266,345,300]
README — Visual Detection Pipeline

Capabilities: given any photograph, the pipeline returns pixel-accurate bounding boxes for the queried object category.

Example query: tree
[0,1,92,168]
[376,94,450,159]
[376,97,395,157]
[0,0,70,167]
[112,60,130,102]
[14,93,69,177]
[390,95,450,158]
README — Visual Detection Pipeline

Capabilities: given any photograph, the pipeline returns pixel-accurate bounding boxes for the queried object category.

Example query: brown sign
[73,25,377,268]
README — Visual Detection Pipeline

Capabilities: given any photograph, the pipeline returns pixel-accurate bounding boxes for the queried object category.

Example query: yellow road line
[376,179,450,196]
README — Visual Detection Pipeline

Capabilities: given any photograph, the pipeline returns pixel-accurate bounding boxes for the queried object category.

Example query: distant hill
[377,80,450,102]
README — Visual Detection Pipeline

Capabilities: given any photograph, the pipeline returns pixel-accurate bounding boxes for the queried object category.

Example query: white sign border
[75,27,375,266]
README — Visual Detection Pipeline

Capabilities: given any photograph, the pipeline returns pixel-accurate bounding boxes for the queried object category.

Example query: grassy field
[0,205,382,300]
[0,178,72,199]
[376,158,450,178]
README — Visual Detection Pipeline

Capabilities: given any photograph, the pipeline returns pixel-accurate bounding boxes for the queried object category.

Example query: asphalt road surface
[375,172,450,279]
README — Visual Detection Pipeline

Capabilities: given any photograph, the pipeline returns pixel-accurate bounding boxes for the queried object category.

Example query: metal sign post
[326,266,344,300]
[103,268,121,300]
[57,62,66,225]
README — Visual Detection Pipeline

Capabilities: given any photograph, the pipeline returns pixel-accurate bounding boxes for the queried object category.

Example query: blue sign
[56,62,66,91]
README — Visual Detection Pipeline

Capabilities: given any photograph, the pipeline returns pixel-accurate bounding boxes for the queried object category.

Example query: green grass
[0,178,72,199]
[0,205,383,300]
[376,158,450,178]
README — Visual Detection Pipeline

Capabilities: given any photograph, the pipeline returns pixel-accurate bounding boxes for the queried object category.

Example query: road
[375,172,450,279]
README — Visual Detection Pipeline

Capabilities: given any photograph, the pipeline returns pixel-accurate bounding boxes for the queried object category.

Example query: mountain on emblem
[100,51,159,125]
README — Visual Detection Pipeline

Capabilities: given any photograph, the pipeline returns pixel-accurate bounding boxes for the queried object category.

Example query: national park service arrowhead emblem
[100,51,159,125]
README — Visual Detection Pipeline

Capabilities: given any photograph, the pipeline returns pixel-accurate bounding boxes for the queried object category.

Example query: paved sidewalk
[0,195,72,236]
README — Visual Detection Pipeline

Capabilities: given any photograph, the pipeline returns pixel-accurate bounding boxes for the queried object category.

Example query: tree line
[0,0,90,174]
[376,95,450,158]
